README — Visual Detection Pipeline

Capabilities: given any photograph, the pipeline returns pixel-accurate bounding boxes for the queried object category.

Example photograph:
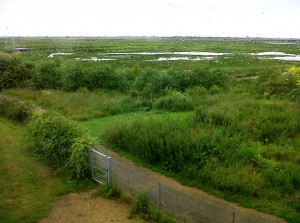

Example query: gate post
[231,212,236,223]
[157,182,161,214]
[89,149,94,179]
[106,156,112,186]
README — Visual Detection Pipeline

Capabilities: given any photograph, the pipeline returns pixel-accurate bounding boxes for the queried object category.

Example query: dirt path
[39,190,144,223]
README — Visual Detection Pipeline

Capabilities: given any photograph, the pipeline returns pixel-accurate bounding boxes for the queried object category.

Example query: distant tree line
[0,53,229,96]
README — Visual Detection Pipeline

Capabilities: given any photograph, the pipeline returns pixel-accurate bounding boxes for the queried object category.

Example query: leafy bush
[257,66,300,98]
[30,111,95,179]
[85,66,128,92]
[62,63,86,91]
[188,67,229,90]
[95,181,124,199]
[0,97,30,121]
[0,52,34,90]
[129,193,150,218]
[32,60,62,89]
[154,93,194,111]
[185,86,208,96]
[129,193,181,223]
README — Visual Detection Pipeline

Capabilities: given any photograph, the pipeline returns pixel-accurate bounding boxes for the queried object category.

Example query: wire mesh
[96,146,286,223]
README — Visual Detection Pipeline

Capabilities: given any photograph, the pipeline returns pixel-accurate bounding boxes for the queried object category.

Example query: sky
[0,0,299,38]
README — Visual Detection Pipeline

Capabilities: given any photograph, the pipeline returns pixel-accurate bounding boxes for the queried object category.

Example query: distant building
[12,48,31,53]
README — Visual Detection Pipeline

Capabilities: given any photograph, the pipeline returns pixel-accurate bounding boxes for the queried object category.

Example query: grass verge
[0,117,93,223]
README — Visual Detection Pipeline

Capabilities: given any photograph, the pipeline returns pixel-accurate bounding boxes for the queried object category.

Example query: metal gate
[89,149,112,185]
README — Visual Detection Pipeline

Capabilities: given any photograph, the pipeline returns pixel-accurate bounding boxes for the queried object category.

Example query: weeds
[129,193,181,223]
[0,96,31,122]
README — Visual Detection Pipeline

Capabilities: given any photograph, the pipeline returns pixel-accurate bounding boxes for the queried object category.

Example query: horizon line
[0,35,300,40]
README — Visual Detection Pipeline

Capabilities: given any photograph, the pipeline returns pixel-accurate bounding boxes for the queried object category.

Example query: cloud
[0,0,299,37]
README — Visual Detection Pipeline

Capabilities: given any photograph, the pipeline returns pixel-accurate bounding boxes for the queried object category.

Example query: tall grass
[103,93,300,222]
[3,88,143,120]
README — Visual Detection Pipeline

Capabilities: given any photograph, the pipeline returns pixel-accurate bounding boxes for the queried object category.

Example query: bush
[257,66,300,98]
[85,66,128,92]
[129,193,150,218]
[154,93,194,112]
[0,97,31,121]
[185,86,208,96]
[30,111,95,179]
[0,52,34,90]
[62,63,86,91]
[188,67,229,90]
[32,60,62,89]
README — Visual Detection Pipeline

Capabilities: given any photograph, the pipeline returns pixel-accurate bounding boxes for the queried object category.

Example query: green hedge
[30,111,95,179]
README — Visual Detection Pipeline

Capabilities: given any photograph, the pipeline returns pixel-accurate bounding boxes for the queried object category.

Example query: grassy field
[1,37,300,222]
[0,117,94,223]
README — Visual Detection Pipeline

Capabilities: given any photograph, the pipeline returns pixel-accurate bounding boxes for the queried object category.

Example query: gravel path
[97,146,286,223]
[39,190,143,223]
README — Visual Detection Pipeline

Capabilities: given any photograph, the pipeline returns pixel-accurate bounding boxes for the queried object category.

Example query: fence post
[157,182,161,214]
[232,212,236,223]
[106,156,112,186]
[89,149,94,179]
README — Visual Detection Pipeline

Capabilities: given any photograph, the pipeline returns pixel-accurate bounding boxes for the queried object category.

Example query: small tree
[0,52,34,90]
[32,60,62,89]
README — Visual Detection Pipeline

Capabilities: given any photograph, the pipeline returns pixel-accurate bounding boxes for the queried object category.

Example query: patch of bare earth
[39,190,144,223]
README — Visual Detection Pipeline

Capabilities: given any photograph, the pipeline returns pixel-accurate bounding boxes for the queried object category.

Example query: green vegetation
[1,37,299,222]
[129,193,181,223]
[0,117,92,223]
[94,183,181,223]
[2,88,143,120]
[30,111,95,179]
[0,97,31,122]
[0,52,34,91]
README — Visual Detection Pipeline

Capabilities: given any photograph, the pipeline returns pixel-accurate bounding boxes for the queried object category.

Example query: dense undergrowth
[103,93,300,222]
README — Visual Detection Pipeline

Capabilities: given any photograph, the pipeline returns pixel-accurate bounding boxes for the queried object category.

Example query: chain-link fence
[96,146,285,223]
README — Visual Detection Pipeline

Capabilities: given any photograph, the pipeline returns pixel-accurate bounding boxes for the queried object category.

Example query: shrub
[185,86,208,96]
[188,67,229,90]
[62,63,86,91]
[129,193,150,218]
[30,111,95,179]
[154,93,194,112]
[85,66,128,92]
[257,66,300,98]
[32,60,62,89]
[167,68,190,91]
[0,52,34,90]
[95,181,124,199]
[0,97,30,121]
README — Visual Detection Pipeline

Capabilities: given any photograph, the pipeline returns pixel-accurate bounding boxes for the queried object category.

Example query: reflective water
[48,52,74,58]
[250,52,295,56]
[148,57,214,61]
[252,52,300,61]
[50,51,300,62]
[103,51,232,56]
[81,57,116,61]
[270,56,300,61]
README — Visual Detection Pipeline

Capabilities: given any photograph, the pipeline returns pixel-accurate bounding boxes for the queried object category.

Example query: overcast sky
[0,0,299,38]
